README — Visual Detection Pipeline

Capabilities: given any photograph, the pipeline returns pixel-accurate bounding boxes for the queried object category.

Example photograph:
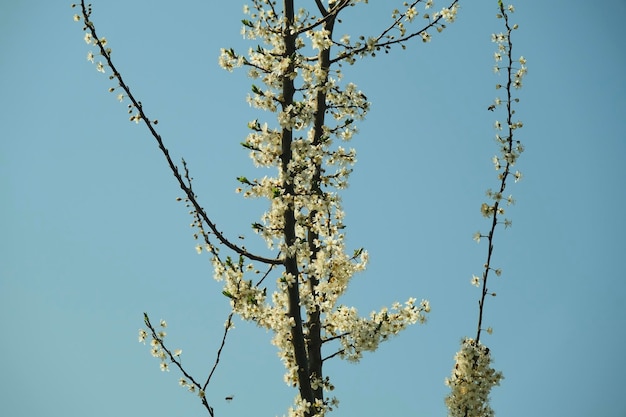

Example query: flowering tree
[73,1,526,416]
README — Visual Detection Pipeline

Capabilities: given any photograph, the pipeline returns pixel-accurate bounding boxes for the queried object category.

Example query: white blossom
[445,339,503,417]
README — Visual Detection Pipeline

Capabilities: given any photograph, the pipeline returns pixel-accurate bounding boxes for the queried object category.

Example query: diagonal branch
[329,0,459,64]
[322,349,345,363]
[203,312,235,390]
[79,0,281,266]
[143,313,216,417]
[296,0,351,34]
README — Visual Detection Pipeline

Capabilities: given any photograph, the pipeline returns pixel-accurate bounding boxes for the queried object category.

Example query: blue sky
[1,1,625,416]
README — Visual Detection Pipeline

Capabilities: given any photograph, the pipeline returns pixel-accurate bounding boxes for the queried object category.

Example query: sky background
[1,1,625,416]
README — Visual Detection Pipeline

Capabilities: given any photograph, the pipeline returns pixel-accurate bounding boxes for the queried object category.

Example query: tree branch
[79,0,281,266]
[280,0,314,409]
[143,313,216,417]
[204,313,235,390]
[329,0,459,64]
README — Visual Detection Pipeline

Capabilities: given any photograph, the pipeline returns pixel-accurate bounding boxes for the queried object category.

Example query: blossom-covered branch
[474,1,526,344]
[445,3,527,416]
[216,2,457,415]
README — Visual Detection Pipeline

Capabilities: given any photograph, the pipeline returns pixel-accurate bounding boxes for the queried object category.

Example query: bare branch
[204,313,235,390]
[322,349,345,363]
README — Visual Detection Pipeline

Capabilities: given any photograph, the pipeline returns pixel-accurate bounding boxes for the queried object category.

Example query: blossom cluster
[283,393,339,417]
[138,319,182,373]
[324,298,430,362]
[444,338,503,417]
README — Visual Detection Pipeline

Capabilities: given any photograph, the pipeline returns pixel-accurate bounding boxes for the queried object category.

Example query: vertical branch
[475,1,521,345]
[475,216,498,344]
[305,12,338,404]
[280,0,314,408]
[445,3,525,416]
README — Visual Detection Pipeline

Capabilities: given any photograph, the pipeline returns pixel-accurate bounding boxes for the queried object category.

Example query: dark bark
[281,0,314,409]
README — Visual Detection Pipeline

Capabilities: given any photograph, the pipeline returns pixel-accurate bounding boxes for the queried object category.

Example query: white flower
[481,203,494,218]
[492,155,500,170]
[405,7,417,22]
[471,275,481,287]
